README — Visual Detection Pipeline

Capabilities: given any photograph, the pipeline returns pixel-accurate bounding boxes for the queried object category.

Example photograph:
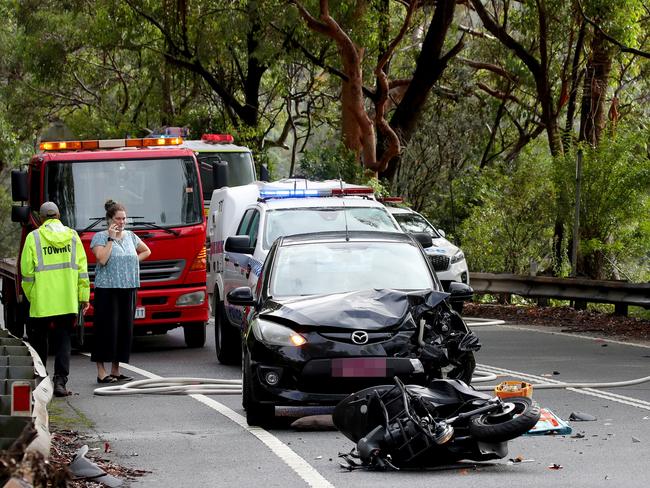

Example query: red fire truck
[1,137,209,347]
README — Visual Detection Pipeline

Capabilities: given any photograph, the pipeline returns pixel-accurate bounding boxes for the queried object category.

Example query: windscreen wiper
[130,221,180,236]
[78,217,105,236]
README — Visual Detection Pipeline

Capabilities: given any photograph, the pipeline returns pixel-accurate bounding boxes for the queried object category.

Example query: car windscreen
[45,157,203,230]
[198,152,255,201]
[393,212,441,238]
[270,241,435,296]
[263,207,400,249]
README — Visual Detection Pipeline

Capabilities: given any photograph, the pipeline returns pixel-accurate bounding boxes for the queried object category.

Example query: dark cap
[39,202,60,218]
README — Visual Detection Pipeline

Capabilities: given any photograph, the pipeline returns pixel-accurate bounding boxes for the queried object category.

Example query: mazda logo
[351,331,369,345]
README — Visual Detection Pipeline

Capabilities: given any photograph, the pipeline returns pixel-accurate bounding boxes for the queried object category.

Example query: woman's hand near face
[108,223,119,239]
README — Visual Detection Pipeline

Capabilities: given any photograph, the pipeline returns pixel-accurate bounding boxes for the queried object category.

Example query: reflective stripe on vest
[22,275,35,282]
[33,231,78,272]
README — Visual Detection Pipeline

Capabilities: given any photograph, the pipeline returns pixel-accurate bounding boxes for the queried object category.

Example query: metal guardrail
[469,273,650,312]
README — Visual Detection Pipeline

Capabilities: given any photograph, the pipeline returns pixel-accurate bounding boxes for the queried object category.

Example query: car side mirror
[227,287,256,306]
[225,235,254,254]
[410,232,433,249]
[437,228,446,238]
[448,282,473,302]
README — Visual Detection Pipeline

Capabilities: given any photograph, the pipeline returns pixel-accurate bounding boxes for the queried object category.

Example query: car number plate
[134,307,145,319]
[331,358,387,378]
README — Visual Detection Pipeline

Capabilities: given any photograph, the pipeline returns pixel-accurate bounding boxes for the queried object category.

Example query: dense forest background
[0,0,648,283]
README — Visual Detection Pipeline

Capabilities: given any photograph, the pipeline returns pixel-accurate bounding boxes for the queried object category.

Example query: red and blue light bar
[259,186,374,200]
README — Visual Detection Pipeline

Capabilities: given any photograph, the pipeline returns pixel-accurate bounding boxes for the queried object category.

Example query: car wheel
[243,355,274,427]
[183,322,206,348]
[214,296,242,365]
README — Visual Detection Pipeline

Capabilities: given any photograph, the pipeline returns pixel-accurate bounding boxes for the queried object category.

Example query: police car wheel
[215,299,242,365]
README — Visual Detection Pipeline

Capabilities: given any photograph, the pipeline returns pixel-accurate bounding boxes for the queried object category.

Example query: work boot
[53,375,70,397]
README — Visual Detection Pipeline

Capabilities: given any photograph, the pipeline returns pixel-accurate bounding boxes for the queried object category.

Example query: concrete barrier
[0,329,51,454]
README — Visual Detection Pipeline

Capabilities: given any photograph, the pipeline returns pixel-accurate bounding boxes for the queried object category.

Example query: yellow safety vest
[20,219,90,318]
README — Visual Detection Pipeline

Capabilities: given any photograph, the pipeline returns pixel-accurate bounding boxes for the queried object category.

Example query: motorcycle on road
[334,377,541,470]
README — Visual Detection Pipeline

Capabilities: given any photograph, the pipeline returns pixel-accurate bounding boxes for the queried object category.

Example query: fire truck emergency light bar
[259,187,374,199]
[39,137,183,151]
[201,133,235,144]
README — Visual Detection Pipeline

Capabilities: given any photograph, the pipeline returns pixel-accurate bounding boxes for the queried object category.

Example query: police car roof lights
[258,185,375,201]
[259,188,328,199]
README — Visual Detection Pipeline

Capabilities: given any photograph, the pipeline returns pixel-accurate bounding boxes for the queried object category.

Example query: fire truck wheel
[183,322,206,348]
[215,298,242,365]
[4,301,25,339]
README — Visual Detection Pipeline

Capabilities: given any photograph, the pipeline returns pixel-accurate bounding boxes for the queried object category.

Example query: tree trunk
[579,30,613,146]
[381,0,458,181]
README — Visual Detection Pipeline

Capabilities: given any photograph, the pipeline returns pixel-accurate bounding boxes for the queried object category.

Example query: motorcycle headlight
[450,250,465,264]
[252,319,307,346]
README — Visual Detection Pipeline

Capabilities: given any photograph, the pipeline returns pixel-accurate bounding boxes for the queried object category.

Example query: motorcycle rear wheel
[469,396,541,442]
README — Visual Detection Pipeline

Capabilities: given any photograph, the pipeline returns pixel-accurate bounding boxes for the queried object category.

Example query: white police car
[386,206,469,293]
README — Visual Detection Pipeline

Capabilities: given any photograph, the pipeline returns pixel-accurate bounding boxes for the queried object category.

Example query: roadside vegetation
[0,1,648,284]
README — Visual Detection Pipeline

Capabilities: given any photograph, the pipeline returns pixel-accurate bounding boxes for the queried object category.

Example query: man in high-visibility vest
[21,202,90,397]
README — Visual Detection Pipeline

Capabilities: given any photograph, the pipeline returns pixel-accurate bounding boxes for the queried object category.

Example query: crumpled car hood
[260,288,449,330]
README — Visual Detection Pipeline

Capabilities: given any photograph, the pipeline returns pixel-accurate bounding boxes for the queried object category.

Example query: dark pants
[91,288,136,363]
[27,313,76,384]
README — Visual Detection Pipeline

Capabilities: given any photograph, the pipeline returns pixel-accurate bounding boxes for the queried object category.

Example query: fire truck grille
[428,255,450,272]
[88,260,185,282]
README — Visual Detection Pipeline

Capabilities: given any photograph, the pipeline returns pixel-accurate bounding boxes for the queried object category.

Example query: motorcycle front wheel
[468,396,541,442]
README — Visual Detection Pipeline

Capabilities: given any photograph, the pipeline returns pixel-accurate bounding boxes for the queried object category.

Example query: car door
[224,208,257,325]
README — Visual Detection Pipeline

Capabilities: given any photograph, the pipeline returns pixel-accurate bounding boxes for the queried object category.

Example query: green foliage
[0,111,32,257]
[457,144,556,274]
[298,144,363,182]
[574,127,650,280]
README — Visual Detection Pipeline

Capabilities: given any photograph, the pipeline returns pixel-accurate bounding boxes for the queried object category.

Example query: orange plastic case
[494,381,533,399]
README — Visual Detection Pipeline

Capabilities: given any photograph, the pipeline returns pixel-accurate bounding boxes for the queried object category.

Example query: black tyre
[214,296,241,365]
[243,355,274,426]
[4,301,25,339]
[183,322,206,348]
[469,396,541,442]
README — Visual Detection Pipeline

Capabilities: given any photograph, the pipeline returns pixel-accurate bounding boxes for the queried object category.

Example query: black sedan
[227,231,478,426]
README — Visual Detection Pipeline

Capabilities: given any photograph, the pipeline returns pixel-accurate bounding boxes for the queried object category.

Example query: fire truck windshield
[197,152,255,201]
[45,157,202,231]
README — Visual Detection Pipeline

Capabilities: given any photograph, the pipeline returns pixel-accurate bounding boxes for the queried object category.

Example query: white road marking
[83,353,334,488]
[479,363,650,411]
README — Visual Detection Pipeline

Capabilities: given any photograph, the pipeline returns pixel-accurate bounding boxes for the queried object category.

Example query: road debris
[508,455,534,464]
[290,415,336,431]
[569,411,597,421]
[68,445,123,487]
[526,408,572,435]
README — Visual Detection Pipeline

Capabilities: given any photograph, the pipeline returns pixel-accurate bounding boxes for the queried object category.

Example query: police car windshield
[393,213,441,238]
[263,207,399,249]
[270,241,435,296]
[45,158,202,230]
